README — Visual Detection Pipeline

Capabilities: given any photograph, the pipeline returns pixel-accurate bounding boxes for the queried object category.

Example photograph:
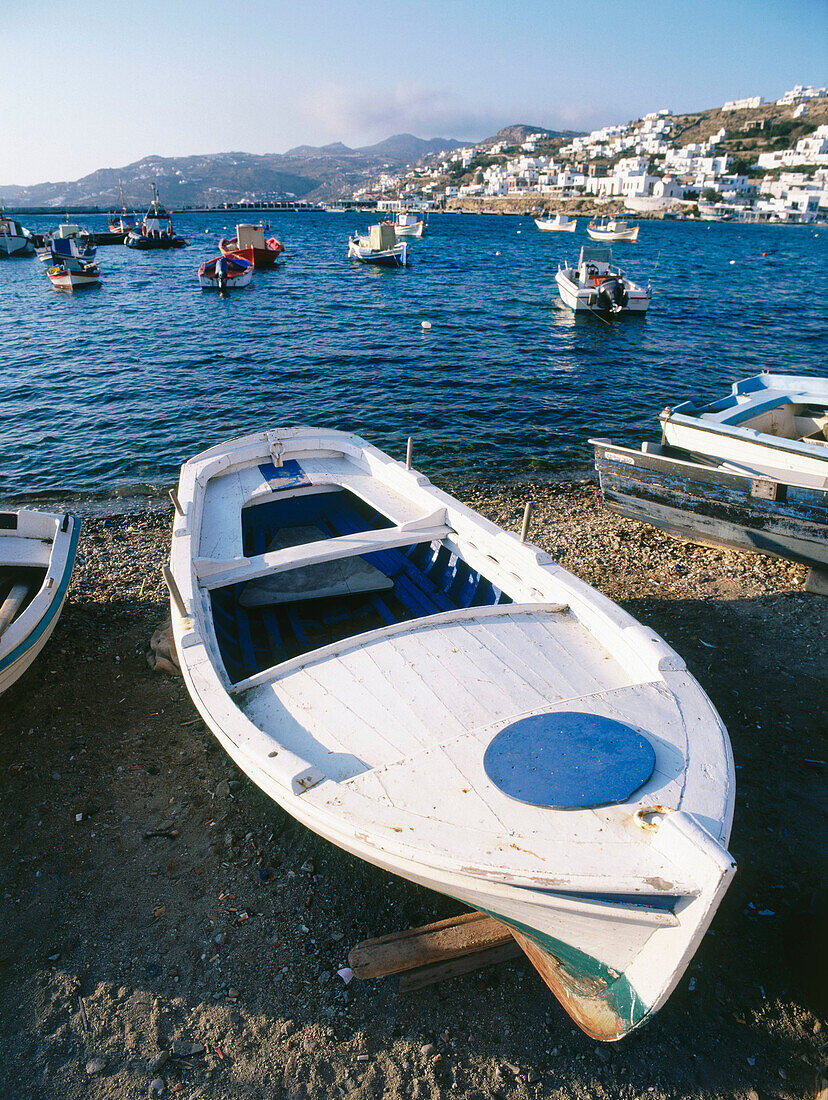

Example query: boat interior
[700,398,828,445]
[208,481,510,685]
[0,515,51,638]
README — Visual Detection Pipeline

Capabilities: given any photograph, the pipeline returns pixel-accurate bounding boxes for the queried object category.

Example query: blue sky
[1,0,826,184]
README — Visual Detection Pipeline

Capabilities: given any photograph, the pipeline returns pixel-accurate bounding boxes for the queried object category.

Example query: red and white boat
[47,261,101,290]
[198,254,254,290]
[219,223,284,268]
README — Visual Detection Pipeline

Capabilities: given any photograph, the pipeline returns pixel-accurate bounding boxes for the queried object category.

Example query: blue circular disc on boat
[483,712,656,809]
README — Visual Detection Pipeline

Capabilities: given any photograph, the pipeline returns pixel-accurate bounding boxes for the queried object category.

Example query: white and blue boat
[167,427,735,1041]
[660,374,828,488]
[0,509,80,696]
[0,214,35,256]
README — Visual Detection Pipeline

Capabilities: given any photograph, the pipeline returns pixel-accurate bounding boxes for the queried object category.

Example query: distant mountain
[356,133,464,160]
[481,123,581,146]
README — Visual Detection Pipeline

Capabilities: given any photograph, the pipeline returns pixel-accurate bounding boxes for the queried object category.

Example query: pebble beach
[1,481,825,1100]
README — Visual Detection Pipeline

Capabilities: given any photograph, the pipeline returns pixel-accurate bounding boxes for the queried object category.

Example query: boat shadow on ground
[0,586,824,1098]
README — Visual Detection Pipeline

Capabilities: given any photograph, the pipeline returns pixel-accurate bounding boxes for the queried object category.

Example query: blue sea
[1,212,825,503]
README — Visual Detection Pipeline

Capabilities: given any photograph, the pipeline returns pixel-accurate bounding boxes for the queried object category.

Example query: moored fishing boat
[37,224,97,266]
[125,184,186,249]
[348,223,408,266]
[591,437,828,573]
[660,374,828,489]
[219,223,284,268]
[393,211,426,238]
[587,219,640,242]
[0,508,80,695]
[167,426,736,1041]
[0,213,35,256]
[534,213,577,232]
[555,246,651,314]
[47,261,101,289]
[198,254,253,290]
[109,180,137,234]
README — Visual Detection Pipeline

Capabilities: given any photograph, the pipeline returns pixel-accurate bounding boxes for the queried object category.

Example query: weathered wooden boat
[660,374,828,489]
[591,438,828,572]
[0,509,80,695]
[393,212,425,238]
[0,214,35,256]
[219,223,284,268]
[587,219,640,242]
[125,184,186,250]
[47,261,101,289]
[556,246,651,314]
[167,426,736,1041]
[535,213,577,232]
[198,255,253,290]
[348,224,408,267]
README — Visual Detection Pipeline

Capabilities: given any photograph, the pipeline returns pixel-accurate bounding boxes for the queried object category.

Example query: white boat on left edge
[535,213,577,232]
[556,246,651,314]
[0,509,80,695]
[167,426,735,1042]
[0,214,35,256]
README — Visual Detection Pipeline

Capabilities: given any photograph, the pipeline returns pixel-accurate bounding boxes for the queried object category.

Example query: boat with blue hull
[0,509,80,695]
[591,438,828,573]
[167,426,735,1041]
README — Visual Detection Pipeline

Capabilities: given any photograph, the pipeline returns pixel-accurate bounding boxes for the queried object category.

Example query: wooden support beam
[349,910,517,981]
[397,942,522,992]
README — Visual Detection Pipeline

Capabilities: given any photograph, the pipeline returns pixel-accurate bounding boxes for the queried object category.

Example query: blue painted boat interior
[211,487,511,683]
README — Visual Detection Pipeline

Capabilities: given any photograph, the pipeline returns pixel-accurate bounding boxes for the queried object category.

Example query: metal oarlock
[406,436,413,470]
[520,501,535,543]
[169,487,184,515]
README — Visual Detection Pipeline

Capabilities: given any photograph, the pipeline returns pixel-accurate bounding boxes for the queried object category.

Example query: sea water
[1,212,825,501]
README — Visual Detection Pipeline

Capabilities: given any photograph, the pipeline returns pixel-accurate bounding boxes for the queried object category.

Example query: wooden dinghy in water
[167,428,736,1041]
[0,509,80,695]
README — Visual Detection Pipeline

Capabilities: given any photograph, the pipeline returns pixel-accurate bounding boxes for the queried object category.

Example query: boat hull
[587,227,640,242]
[394,222,424,238]
[47,265,100,289]
[555,270,650,314]
[348,240,408,266]
[592,440,828,569]
[125,233,186,249]
[0,513,80,695]
[535,218,577,232]
[218,240,284,268]
[0,234,35,256]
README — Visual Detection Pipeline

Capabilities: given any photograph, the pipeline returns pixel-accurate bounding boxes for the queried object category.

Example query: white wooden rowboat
[661,373,828,489]
[0,509,80,695]
[167,428,735,1041]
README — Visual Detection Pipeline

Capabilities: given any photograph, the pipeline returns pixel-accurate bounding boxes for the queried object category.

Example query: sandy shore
[1,482,825,1100]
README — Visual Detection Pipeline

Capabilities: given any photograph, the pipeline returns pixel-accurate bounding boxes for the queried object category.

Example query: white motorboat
[0,508,80,695]
[535,213,577,233]
[587,219,640,242]
[167,426,735,1042]
[348,223,408,267]
[660,374,828,489]
[36,223,97,266]
[555,246,651,315]
[393,212,425,238]
[47,261,101,290]
[0,214,35,256]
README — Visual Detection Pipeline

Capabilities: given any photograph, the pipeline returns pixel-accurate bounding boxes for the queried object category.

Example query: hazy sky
[2,0,825,185]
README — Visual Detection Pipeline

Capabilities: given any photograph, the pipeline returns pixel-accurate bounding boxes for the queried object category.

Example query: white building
[722,96,764,111]
[776,85,827,106]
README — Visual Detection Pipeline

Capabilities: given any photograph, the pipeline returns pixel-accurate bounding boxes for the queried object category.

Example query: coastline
[1,483,825,1099]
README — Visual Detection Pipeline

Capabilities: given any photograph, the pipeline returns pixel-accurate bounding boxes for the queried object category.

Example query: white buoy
[495,250,501,256]
[421,320,431,331]
[729,259,736,265]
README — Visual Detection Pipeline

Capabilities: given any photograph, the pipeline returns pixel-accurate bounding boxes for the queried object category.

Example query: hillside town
[354,84,828,223]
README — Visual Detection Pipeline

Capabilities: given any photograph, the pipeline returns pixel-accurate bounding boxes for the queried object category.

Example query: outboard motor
[596,277,629,313]
[216,256,229,290]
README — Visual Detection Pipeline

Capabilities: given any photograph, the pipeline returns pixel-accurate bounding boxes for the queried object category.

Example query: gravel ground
[0,482,825,1100]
